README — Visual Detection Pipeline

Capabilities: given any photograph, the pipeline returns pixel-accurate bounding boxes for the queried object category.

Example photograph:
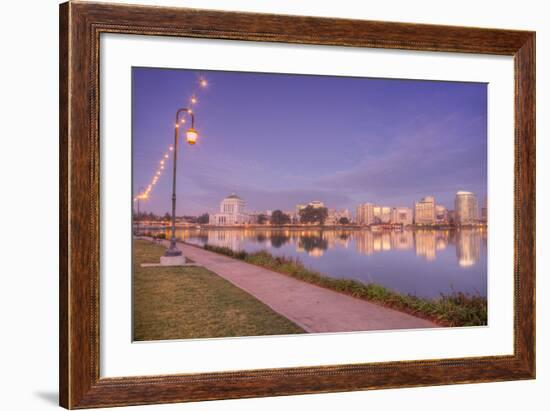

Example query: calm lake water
[159,227,486,299]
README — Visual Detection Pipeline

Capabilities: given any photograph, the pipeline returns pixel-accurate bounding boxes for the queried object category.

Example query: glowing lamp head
[186,128,198,145]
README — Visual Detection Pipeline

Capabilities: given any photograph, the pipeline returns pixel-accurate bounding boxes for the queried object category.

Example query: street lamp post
[164,108,199,257]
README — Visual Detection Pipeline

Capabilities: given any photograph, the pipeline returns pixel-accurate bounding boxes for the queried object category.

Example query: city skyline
[135,190,485,228]
[133,68,487,215]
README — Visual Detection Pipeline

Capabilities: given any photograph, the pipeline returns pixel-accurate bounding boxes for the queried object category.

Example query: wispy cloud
[133,68,487,214]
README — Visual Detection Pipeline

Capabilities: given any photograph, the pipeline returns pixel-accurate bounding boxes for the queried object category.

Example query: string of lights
[134,76,208,203]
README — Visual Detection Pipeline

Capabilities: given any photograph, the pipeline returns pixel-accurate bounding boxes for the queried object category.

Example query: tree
[184,215,198,223]
[270,234,290,248]
[256,233,268,243]
[270,210,291,225]
[257,214,269,225]
[338,217,350,225]
[299,235,328,253]
[299,206,328,225]
[197,213,209,224]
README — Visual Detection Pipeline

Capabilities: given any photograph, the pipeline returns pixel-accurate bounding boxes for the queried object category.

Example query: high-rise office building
[414,196,436,225]
[373,206,392,224]
[356,203,376,225]
[391,207,413,225]
[455,191,478,225]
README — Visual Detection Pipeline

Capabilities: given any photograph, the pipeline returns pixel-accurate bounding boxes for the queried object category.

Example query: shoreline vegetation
[201,244,488,327]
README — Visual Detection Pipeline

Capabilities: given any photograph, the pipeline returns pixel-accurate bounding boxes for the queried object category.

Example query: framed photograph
[59,1,535,408]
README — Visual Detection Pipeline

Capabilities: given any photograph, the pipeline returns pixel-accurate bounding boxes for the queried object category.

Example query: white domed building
[210,193,252,225]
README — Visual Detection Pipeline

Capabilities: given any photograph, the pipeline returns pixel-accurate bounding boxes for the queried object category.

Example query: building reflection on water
[172,227,486,267]
[455,229,482,267]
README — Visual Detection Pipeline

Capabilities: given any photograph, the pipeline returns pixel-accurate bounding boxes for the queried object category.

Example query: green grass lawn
[133,240,305,341]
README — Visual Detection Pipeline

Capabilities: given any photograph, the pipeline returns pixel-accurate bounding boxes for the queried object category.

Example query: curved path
[150,238,438,333]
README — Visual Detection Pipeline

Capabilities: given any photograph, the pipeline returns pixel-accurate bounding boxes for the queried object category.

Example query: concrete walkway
[143,238,438,333]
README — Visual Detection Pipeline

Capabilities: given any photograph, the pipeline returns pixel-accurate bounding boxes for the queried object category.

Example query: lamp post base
[160,255,186,266]
[164,247,183,257]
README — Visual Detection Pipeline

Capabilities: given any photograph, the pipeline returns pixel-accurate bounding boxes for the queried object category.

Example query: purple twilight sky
[132,67,487,216]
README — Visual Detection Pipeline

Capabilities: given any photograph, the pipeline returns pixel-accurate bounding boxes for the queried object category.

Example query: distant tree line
[270,210,291,225]
[135,206,342,226]
[255,206,331,226]
[133,211,204,223]
[197,213,209,224]
[299,205,328,225]
[133,211,165,221]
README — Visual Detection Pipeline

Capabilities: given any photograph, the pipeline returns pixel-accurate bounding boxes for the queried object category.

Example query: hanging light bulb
[186,128,199,145]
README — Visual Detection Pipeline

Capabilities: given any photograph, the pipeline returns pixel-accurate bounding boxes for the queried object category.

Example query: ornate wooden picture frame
[59,1,535,408]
